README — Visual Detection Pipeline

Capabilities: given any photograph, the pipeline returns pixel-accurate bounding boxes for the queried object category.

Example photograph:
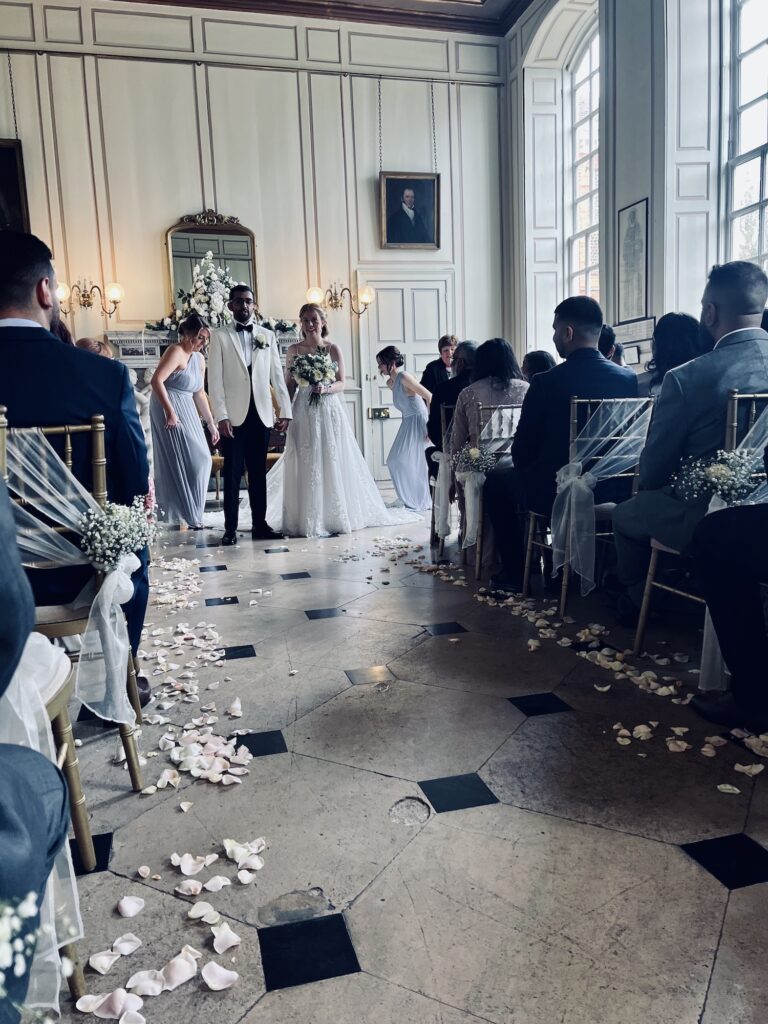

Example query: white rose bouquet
[452,444,497,475]
[291,349,339,407]
[80,495,158,571]
[671,449,756,504]
[146,251,240,331]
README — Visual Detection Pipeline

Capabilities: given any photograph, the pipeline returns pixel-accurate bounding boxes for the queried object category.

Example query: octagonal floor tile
[702,884,768,1023]
[342,586,475,626]
[293,680,523,780]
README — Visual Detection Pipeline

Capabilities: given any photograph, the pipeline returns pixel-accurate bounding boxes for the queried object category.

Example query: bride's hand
[311,383,325,395]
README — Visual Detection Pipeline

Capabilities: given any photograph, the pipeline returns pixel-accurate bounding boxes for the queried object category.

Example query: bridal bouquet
[671,449,756,505]
[291,349,338,406]
[452,444,497,475]
[80,495,158,571]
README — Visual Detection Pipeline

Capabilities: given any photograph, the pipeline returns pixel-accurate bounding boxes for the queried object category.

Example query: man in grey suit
[613,260,768,617]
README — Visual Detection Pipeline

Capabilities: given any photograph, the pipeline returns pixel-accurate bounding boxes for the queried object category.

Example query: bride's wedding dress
[266,387,423,538]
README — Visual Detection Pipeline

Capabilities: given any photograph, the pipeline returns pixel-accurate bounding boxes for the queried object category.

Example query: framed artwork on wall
[0,140,30,232]
[380,172,440,249]
[617,198,648,324]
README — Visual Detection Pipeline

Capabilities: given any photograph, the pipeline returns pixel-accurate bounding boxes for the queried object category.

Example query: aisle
[64,512,768,1024]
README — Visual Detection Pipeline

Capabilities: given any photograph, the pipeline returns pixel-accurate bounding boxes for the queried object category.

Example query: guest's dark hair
[598,324,616,358]
[438,334,458,352]
[646,312,703,386]
[76,336,113,358]
[0,232,54,310]
[473,337,523,385]
[761,308,768,332]
[52,319,74,346]
[228,283,254,302]
[706,262,768,316]
[522,349,556,380]
[298,303,329,338]
[178,313,209,337]
[453,340,477,370]
[377,345,404,368]
[554,296,603,339]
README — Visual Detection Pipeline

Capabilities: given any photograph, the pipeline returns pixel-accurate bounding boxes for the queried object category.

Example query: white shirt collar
[0,317,46,329]
[402,203,415,223]
[714,327,761,349]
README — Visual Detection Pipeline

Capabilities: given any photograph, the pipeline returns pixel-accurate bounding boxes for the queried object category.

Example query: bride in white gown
[266,303,423,538]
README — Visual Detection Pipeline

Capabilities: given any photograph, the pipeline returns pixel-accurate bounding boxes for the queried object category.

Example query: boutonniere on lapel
[251,331,269,351]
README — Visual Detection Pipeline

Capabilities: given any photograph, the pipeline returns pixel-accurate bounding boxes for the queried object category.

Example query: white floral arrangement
[80,495,157,572]
[452,444,497,475]
[671,449,757,504]
[146,251,241,331]
[291,349,338,406]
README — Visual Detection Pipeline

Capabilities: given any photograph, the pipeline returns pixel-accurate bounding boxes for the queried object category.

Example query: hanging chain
[377,76,383,174]
[7,52,18,139]
[430,81,437,174]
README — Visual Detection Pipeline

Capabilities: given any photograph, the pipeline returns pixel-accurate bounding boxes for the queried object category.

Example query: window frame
[566,26,601,301]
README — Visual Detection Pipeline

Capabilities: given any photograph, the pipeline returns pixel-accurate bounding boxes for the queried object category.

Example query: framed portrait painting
[0,140,30,232]
[617,198,648,324]
[380,172,440,250]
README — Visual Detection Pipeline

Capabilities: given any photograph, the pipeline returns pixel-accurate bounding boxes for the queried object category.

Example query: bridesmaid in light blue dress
[150,314,219,529]
[377,345,433,511]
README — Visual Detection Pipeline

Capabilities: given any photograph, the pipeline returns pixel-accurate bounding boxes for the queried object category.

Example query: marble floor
[60,499,768,1024]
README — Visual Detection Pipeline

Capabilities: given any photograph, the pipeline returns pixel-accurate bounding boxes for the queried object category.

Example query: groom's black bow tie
[235,323,253,333]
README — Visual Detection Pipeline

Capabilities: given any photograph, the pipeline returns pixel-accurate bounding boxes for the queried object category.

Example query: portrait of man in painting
[380,172,440,250]
[0,141,30,232]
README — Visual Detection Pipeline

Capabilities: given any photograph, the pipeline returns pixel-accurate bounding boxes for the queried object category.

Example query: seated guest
[420,334,457,394]
[0,478,69,1023]
[425,340,477,478]
[611,341,625,366]
[449,338,529,454]
[613,261,768,619]
[484,297,637,590]
[52,318,74,346]
[0,231,150,656]
[689,499,768,733]
[598,324,617,361]
[522,349,556,382]
[76,335,113,358]
[636,312,706,397]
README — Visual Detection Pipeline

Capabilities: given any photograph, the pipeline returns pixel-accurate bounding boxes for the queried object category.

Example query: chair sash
[455,470,485,547]
[551,400,652,595]
[7,429,138,725]
[432,450,453,540]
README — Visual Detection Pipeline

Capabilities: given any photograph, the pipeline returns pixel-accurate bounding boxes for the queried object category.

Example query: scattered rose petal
[706,735,728,747]
[735,763,765,777]
[201,961,239,991]
[89,950,122,975]
[179,801,193,813]
[93,988,144,1019]
[174,878,203,896]
[616,736,631,746]
[137,866,150,879]
[117,897,145,918]
[212,921,241,953]
[203,876,232,893]
[632,725,653,740]
[77,995,104,1012]
[700,744,717,758]
[112,934,142,956]
[125,969,165,996]
[237,870,256,884]
[118,1012,146,1024]
[288,669,297,675]
[161,950,199,991]
[666,738,691,753]
[670,726,689,736]
[227,698,242,718]
[717,784,741,794]
[140,786,157,796]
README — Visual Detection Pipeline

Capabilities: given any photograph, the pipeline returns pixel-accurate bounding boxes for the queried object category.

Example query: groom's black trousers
[220,396,271,534]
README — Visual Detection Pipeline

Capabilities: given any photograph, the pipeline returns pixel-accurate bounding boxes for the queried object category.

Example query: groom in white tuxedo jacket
[207,284,292,545]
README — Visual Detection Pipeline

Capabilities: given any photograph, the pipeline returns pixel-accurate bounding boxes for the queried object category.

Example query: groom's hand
[275,418,290,432]
[218,418,234,439]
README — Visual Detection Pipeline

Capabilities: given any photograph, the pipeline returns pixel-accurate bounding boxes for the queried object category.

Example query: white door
[363,278,449,481]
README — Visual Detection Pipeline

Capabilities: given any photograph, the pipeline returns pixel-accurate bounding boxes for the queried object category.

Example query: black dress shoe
[251,526,283,541]
[691,692,768,734]
[221,533,237,546]
[136,675,152,708]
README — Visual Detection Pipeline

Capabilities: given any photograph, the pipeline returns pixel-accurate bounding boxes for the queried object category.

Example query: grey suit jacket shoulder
[639,328,768,490]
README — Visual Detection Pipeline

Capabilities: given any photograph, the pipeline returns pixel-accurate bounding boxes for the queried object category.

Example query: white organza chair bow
[433,404,456,552]
[550,398,653,605]
[4,424,144,790]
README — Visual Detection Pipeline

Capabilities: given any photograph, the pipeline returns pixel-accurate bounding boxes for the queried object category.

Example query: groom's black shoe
[221,533,238,546]
[251,525,283,541]
[691,692,768,734]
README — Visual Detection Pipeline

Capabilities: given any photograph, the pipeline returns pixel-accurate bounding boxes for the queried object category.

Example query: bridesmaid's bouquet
[292,349,338,406]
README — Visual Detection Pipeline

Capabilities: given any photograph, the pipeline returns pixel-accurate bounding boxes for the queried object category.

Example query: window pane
[731,208,760,259]
[587,271,600,302]
[573,273,586,295]
[576,198,591,230]
[575,122,591,158]
[591,113,600,150]
[591,154,600,191]
[763,206,768,257]
[739,45,768,106]
[572,236,586,271]
[576,160,591,197]
[590,35,599,69]
[575,82,590,122]
[591,72,600,112]
[574,51,590,84]
[732,157,761,209]
[740,0,768,54]
[591,194,600,225]
[738,99,768,155]
[587,230,599,267]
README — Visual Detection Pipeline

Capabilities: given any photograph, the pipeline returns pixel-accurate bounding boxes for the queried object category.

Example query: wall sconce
[57,279,125,318]
[306,282,375,317]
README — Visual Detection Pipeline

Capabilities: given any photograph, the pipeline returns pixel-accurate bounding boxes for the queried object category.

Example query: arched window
[568,30,600,299]
[727,0,768,269]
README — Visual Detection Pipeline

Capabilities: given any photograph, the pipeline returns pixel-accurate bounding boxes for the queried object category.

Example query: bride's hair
[376,345,404,369]
[298,303,329,339]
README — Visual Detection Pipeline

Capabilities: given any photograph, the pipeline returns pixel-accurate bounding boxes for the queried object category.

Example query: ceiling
[128,0,536,36]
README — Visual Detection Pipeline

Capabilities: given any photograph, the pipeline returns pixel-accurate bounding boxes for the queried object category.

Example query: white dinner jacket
[207,323,292,429]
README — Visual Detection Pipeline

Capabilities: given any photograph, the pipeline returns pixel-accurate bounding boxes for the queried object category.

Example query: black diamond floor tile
[236,730,288,757]
[509,693,572,716]
[205,596,239,607]
[344,666,394,685]
[305,608,346,620]
[258,914,360,992]
[70,831,113,875]
[681,833,768,890]
[426,621,468,636]
[265,547,291,554]
[199,564,227,573]
[281,572,312,580]
[224,644,256,660]
[418,772,499,814]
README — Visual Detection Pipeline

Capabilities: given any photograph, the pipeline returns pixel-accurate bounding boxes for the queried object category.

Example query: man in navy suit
[0,231,150,654]
[484,296,638,590]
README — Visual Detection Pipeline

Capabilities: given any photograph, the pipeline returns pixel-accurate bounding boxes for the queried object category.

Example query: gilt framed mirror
[165,209,258,314]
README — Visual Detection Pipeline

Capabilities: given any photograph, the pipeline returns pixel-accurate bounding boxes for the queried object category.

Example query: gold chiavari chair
[470,402,523,580]
[633,388,768,654]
